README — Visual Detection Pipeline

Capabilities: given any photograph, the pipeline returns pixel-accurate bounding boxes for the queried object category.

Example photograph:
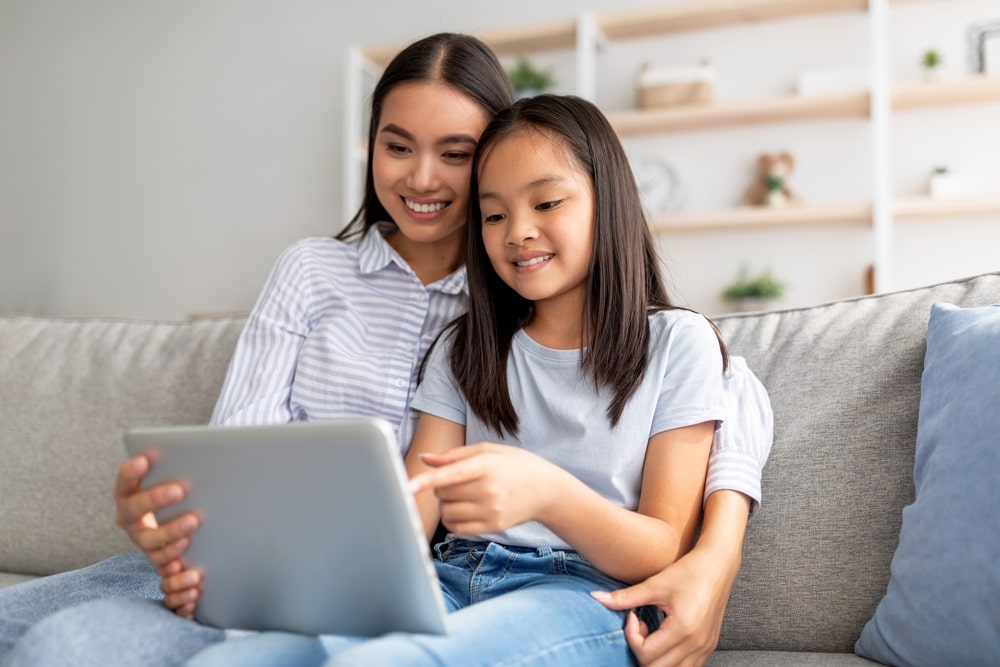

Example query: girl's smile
[510,251,555,272]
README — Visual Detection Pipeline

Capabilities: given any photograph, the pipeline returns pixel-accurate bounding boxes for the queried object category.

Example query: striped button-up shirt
[211,224,467,450]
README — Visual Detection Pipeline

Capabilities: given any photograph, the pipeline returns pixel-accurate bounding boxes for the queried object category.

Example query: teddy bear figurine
[742,151,797,208]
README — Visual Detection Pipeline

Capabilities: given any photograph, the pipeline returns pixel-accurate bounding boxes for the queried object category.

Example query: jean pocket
[434,538,486,565]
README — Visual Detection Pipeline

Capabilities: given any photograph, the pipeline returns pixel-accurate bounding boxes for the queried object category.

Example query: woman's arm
[210,242,314,425]
[594,490,750,667]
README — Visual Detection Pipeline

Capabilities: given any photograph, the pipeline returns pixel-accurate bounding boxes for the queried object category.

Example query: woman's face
[372,81,490,250]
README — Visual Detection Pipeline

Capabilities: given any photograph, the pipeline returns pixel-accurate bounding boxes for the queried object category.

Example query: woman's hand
[113,453,203,616]
[410,444,563,536]
[592,490,751,667]
[593,546,735,667]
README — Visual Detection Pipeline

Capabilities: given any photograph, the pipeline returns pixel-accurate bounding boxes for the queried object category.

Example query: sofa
[2,271,998,665]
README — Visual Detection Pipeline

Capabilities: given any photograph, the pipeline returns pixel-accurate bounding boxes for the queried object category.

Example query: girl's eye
[386,143,409,155]
[483,213,506,224]
[443,151,471,161]
[537,200,562,211]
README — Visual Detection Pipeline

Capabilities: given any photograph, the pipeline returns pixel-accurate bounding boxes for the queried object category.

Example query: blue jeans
[0,554,224,667]
[183,540,655,667]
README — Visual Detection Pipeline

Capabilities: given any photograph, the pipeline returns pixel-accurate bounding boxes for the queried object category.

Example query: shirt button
[402,342,415,352]
[417,293,428,303]
[394,378,407,388]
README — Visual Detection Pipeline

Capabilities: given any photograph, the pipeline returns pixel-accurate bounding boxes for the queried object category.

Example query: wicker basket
[636,62,714,109]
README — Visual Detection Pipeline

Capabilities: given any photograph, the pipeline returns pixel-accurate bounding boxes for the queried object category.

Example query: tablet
[124,419,449,637]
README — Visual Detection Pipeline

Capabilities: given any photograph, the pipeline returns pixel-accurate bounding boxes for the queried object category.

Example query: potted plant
[928,164,961,199]
[721,267,786,312]
[921,48,942,82]
[507,57,556,98]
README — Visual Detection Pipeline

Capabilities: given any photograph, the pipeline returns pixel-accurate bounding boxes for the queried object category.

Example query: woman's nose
[407,156,439,192]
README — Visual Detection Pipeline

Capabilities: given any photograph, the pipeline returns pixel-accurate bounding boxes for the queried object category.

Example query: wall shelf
[597,0,869,40]
[362,20,578,67]
[649,204,871,232]
[610,76,1000,135]
[892,75,1000,111]
[610,92,869,134]
[894,195,1000,220]
[651,193,1000,233]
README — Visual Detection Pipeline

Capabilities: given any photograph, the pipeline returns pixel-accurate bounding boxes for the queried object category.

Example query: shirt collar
[357,222,468,296]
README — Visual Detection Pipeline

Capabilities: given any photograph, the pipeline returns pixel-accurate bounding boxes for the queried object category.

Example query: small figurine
[743,152,796,208]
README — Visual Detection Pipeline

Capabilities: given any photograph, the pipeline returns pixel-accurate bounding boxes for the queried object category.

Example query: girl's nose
[505,212,538,246]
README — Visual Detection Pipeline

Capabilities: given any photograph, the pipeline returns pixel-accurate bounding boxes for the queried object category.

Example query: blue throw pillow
[855,302,1000,666]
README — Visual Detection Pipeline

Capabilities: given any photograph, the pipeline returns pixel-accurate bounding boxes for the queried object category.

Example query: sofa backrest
[0,315,247,577]
[713,271,1000,652]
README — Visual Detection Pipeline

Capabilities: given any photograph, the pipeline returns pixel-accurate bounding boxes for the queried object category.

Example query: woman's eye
[443,151,471,161]
[537,200,562,211]
[483,213,506,224]
[386,143,409,155]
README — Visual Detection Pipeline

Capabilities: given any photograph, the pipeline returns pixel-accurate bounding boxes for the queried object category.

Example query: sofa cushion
[0,315,246,577]
[854,302,1000,666]
[711,271,1000,653]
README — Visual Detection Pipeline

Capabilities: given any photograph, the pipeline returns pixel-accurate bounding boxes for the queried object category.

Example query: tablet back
[124,419,448,636]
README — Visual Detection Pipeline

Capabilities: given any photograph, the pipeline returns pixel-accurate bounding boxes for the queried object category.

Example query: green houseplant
[507,57,556,98]
[721,267,785,311]
[921,49,942,81]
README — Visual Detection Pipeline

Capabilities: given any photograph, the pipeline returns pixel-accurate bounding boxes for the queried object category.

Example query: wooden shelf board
[599,0,868,41]
[649,204,871,232]
[650,194,1000,232]
[892,75,1000,110]
[894,195,1000,220]
[610,91,868,134]
[362,20,577,68]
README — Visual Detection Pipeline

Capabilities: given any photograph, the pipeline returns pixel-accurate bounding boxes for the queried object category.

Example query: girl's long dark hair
[451,94,729,437]
[337,33,514,241]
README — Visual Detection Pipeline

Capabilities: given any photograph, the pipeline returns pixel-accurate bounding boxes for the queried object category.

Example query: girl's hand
[113,454,200,585]
[410,444,564,535]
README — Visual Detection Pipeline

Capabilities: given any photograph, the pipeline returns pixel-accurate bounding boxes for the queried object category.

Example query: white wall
[2,0,998,320]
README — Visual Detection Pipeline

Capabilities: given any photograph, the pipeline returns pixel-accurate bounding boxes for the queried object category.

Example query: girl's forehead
[480,128,579,176]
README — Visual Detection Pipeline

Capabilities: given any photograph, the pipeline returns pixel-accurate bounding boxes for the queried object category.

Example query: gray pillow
[855,302,1000,665]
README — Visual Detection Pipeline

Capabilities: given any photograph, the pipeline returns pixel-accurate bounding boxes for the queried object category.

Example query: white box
[796,67,869,97]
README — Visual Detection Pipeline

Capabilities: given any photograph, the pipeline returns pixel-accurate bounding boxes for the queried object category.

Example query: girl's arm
[414,420,714,584]
[404,413,466,542]
[538,420,715,583]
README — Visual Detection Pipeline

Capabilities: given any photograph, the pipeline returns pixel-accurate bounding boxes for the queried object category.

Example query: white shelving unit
[344,0,1000,295]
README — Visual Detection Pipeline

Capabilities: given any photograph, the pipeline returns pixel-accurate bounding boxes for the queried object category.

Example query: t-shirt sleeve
[410,329,468,426]
[650,312,726,436]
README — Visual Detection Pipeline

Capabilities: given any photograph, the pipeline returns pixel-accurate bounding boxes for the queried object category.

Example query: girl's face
[477,129,595,316]
[373,80,490,251]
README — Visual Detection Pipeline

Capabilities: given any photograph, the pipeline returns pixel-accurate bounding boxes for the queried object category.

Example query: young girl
[182,93,732,667]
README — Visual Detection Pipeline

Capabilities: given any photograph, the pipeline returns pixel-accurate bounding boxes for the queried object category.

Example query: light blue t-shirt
[411,308,727,549]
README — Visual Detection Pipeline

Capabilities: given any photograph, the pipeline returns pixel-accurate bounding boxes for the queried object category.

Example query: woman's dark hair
[451,94,729,437]
[337,33,514,241]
